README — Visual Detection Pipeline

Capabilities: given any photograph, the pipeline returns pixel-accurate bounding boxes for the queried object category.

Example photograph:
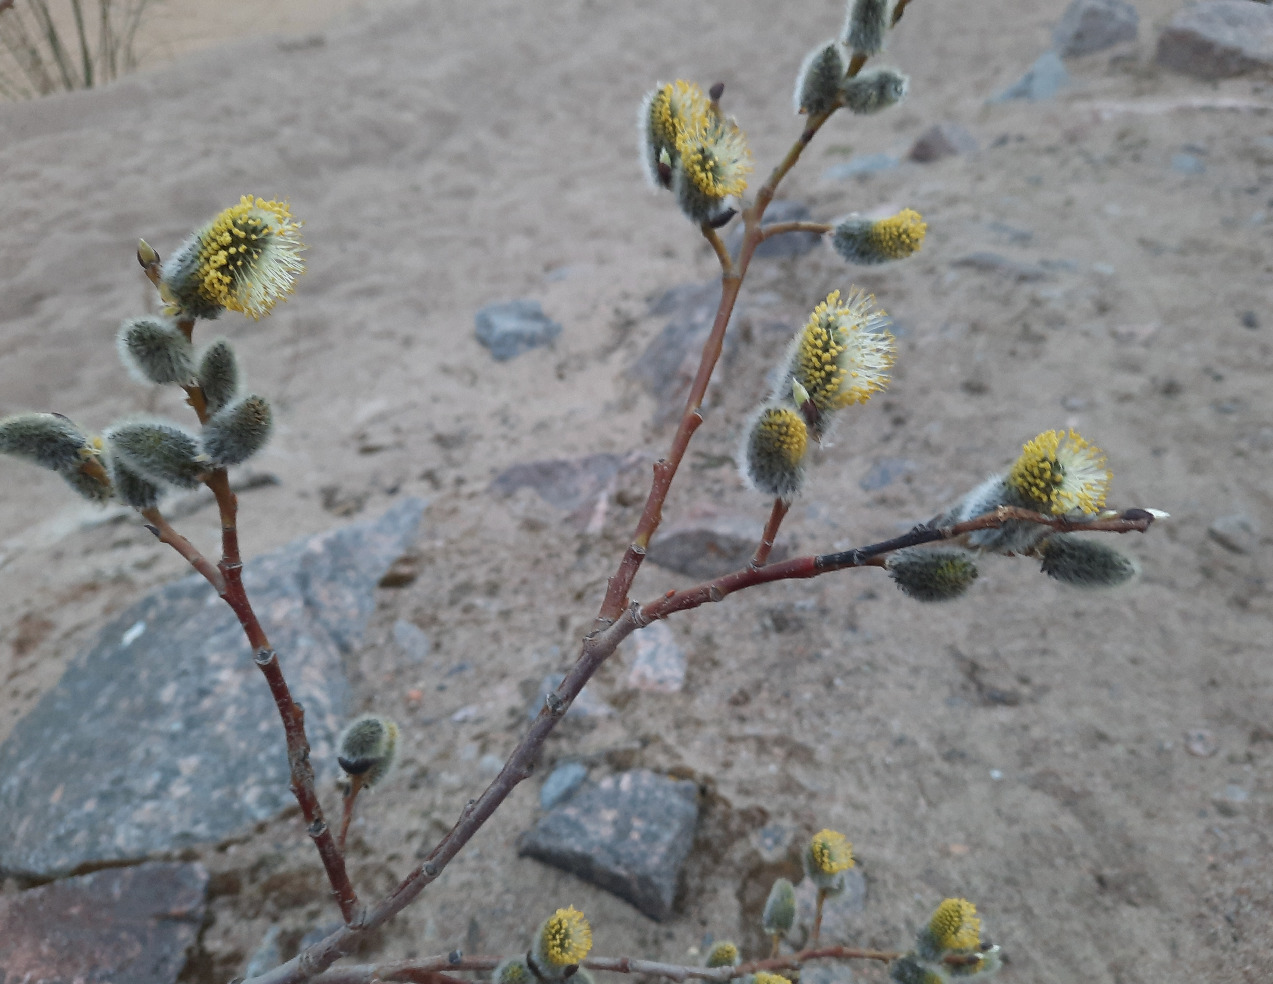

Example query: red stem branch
[751,498,789,567]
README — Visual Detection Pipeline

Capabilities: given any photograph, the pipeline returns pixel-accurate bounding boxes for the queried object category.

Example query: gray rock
[393,618,432,664]
[788,871,868,946]
[1053,0,1139,57]
[860,458,916,492]
[646,505,788,579]
[0,499,425,879]
[752,822,796,863]
[991,51,1069,102]
[243,926,284,979]
[474,299,562,361]
[490,451,648,530]
[1171,152,1207,175]
[1156,0,1273,79]
[0,862,207,984]
[630,282,740,425]
[727,200,822,259]
[519,769,700,921]
[540,761,589,809]
[623,620,687,693]
[950,251,1049,281]
[822,153,900,180]
[1208,513,1257,554]
[907,122,978,162]
[533,673,615,720]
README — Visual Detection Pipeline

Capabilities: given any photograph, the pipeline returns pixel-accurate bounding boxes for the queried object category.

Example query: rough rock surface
[992,51,1069,101]
[907,122,978,163]
[623,620,687,693]
[474,299,563,361]
[0,862,208,984]
[1156,0,1273,79]
[519,769,699,921]
[0,499,424,879]
[1053,0,1139,57]
[646,505,788,579]
[490,451,648,531]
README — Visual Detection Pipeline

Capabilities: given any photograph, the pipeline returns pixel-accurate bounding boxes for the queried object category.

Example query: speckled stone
[0,862,207,984]
[519,769,699,921]
[623,621,687,693]
[647,504,788,579]
[0,498,425,879]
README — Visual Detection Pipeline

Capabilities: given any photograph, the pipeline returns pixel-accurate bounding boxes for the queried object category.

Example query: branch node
[308,818,328,839]
[253,648,275,667]
[448,950,464,966]
[423,860,439,877]
[545,692,567,717]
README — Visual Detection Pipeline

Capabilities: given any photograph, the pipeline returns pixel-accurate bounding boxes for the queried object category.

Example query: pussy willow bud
[531,906,592,979]
[845,0,891,54]
[841,68,908,114]
[761,878,797,936]
[803,828,855,893]
[197,339,241,415]
[62,460,114,504]
[740,404,808,501]
[106,420,207,489]
[1037,534,1138,589]
[889,956,944,984]
[705,941,739,968]
[887,548,980,602]
[0,413,94,473]
[110,454,163,511]
[493,957,532,984]
[832,209,926,264]
[202,395,272,467]
[795,41,847,115]
[337,714,400,788]
[672,114,753,225]
[917,898,981,961]
[116,316,194,385]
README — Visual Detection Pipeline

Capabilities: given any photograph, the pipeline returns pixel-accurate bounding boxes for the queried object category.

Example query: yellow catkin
[1007,428,1110,515]
[753,974,792,984]
[650,80,711,152]
[868,209,926,259]
[757,407,807,467]
[794,289,894,411]
[808,828,855,874]
[674,117,752,200]
[541,907,592,966]
[928,898,980,952]
[195,196,304,319]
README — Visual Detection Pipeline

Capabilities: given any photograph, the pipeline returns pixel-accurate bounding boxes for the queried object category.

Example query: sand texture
[1,0,1271,981]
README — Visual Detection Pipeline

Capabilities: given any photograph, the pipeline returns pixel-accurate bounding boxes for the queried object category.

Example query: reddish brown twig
[757,221,832,242]
[338,775,365,854]
[752,498,789,567]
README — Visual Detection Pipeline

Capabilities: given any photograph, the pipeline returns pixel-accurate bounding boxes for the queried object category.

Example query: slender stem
[244,506,1154,984]
[757,221,831,242]
[752,499,789,567]
[338,775,365,853]
[140,507,224,593]
[703,224,736,277]
[812,889,827,947]
[769,934,781,959]
[302,945,903,984]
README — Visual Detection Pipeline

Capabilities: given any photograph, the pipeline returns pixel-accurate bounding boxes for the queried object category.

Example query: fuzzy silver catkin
[197,340,241,415]
[201,395,272,467]
[337,714,399,787]
[762,878,797,935]
[794,41,847,115]
[887,547,980,602]
[109,454,163,511]
[161,234,224,320]
[116,316,193,385]
[1038,534,1138,588]
[0,412,92,473]
[841,67,908,114]
[844,0,891,55]
[106,420,207,489]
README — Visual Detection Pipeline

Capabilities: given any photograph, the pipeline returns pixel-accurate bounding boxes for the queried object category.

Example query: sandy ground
[1,0,1272,981]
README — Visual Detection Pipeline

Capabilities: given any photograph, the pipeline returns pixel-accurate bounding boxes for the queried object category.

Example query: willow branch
[140,506,224,593]
[751,498,789,567]
[304,945,903,984]
[758,221,831,242]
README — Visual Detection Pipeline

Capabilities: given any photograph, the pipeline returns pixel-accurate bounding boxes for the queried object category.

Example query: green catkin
[197,339,241,414]
[889,955,945,984]
[705,942,739,968]
[845,0,891,54]
[531,907,592,978]
[337,714,400,787]
[841,67,908,114]
[1037,534,1138,589]
[109,454,163,511]
[201,395,273,467]
[795,41,847,115]
[0,413,94,473]
[831,209,927,265]
[761,878,797,936]
[887,548,980,602]
[493,958,532,984]
[61,464,114,504]
[106,421,207,489]
[116,316,194,385]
